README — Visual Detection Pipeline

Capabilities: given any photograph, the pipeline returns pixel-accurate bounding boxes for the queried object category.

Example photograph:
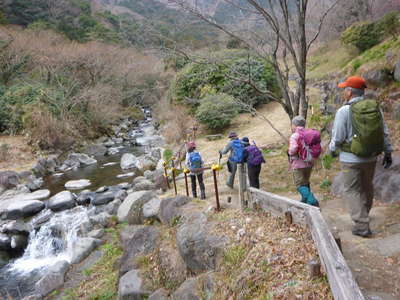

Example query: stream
[0,115,164,299]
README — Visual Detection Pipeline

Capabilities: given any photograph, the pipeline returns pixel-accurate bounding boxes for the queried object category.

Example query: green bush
[341,21,380,52]
[169,50,279,108]
[195,93,239,130]
[341,12,400,52]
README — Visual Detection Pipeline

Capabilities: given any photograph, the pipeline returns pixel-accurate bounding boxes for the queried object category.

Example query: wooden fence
[247,187,365,300]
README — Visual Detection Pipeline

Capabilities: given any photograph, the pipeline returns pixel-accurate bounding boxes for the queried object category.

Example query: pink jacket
[288,127,314,170]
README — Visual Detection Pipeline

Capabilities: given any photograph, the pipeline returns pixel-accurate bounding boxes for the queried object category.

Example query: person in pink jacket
[288,116,319,207]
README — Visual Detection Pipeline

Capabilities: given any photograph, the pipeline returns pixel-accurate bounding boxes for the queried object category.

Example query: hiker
[329,76,392,238]
[242,137,265,189]
[219,132,244,188]
[185,141,206,199]
[288,116,320,207]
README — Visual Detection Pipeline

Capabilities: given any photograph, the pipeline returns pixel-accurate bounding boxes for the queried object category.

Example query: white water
[9,206,92,274]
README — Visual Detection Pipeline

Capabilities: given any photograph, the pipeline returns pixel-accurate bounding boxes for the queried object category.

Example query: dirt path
[0,135,37,172]
[165,101,400,299]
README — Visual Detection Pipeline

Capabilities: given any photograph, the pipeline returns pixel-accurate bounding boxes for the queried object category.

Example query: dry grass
[0,136,36,172]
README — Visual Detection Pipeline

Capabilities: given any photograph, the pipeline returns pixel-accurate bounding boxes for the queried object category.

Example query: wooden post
[184,172,189,197]
[172,168,177,196]
[308,259,322,279]
[238,163,247,209]
[212,169,220,211]
[163,165,170,189]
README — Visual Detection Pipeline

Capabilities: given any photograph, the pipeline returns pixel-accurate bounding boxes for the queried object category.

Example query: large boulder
[18,189,50,201]
[117,191,155,224]
[149,289,169,300]
[31,155,58,177]
[171,273,215,300]
[35,260,69,297]
[70,237,100,264]
[176,213,228,274]
[158,196,191,226]
[373,154,400,203]
[119,225,160,275]
[363,69,391,87]
[48,191,76,212]
[121,153,138,170]
[118,269,152,300]
[394,60,400,82]
[25,176,44,191]
[158,244,187,288]
[64,179,91,190]
[131,177,155,192]
[1,200,45,220]
[142,197,161,219]
[0,171,20,190]
[76,191,96,206]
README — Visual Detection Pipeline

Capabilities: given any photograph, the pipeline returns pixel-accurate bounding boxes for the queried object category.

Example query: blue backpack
[188,152,202,170]
[230,139,245,163]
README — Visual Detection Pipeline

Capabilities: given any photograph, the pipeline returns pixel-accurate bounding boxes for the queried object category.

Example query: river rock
[26,176,44,191]
[92,191,116,206]
[117,191,155,224]
[18,189,51,201]
[176,213,228,274]
[84,144,108,157]
[48,191,76,212]
[132,178,155,192]
[394,60,400,82]
[96,186,108,193]
[35,260,69,297]
[105,199,122,215]
[88,229,104,239]
[104,139,115,147]
[60,153,97,170]
[136,156,157,172]
[120,153,138,170]
[119,225,160,275]
[31,156,58,177]
[0,171,20,190]
[65,179,91,190]
[117,172,135,179]
[118,269,152,300]
[149,288,169,300]
[150,148,162,161]
[118,182,131,190]
[142,197,161,219]
[171,273,215,300]
[115,189,128,201]
[107,147,120,156]
[76,191,96,205]
[113,137,124,144]
[1,200,45,220]
[158,196,191,226]
[70,237,100,264]
[11,234,28,250]
[31,210,54,229]
[0,234,11,251]
[90,212,111,227]
[1,220,31,234]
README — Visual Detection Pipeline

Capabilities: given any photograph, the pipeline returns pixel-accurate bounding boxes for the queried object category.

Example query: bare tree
[168,0,340,121]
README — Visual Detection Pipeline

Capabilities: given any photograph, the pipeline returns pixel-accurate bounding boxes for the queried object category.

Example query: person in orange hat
[329,76,393,238]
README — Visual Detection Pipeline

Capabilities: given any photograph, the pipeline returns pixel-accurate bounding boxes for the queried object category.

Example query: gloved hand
[382,152,392,169]
[328,150,339,158]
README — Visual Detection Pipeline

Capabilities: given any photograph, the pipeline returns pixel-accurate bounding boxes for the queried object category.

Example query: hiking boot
[352,228,372,238]
[192,191,197,198]
[200,190,206,200]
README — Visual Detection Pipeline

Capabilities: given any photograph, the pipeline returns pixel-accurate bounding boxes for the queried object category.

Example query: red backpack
[297,128,322,162]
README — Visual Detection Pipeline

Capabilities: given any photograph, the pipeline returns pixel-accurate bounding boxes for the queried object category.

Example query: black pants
[247,164,261,189]
[190,173,205,195]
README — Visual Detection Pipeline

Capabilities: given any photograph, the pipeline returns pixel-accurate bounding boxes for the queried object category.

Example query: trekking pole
[183,168,190,197]
[171,157,178,196]
[163,161,170,189]
[211,163,222,211]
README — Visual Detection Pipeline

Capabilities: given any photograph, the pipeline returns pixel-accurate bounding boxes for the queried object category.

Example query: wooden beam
[247,188,366,300]
[307,209,365,300]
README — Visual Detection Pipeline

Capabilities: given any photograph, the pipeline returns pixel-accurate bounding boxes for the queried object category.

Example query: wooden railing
[248,187,365,300]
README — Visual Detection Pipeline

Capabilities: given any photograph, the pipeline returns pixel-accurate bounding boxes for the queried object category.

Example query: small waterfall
[10,206,92,274]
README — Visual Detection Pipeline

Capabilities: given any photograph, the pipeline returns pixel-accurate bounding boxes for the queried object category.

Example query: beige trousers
[341,161,376,231]
[292,167,313,188]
